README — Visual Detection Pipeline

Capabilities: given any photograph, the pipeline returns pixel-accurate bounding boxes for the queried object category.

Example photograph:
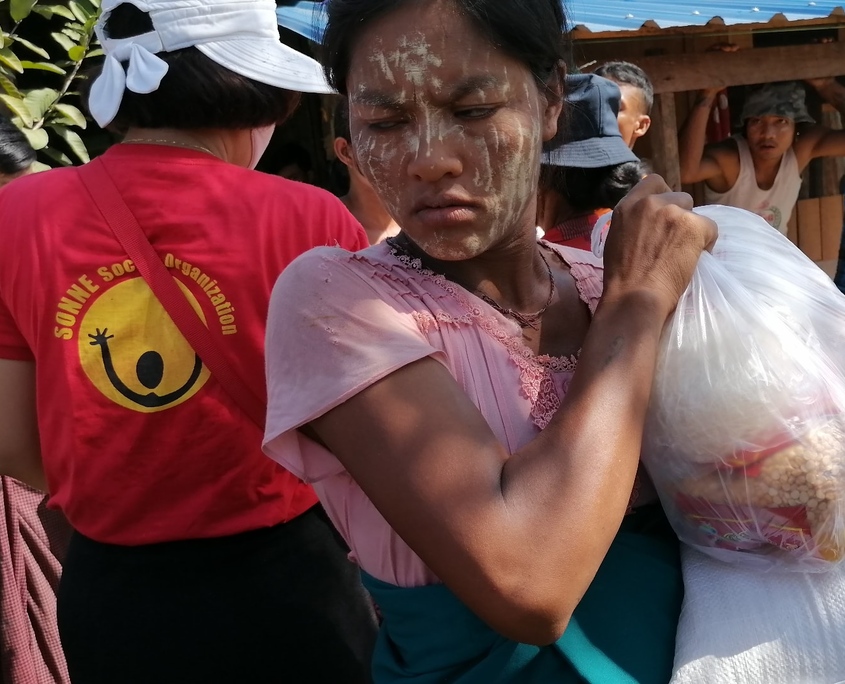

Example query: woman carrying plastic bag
[593,205,845,681]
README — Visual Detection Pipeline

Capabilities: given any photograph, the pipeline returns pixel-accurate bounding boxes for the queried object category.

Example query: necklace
[473,249,555,330]
[387,235,556,330]
[122,137,216,157]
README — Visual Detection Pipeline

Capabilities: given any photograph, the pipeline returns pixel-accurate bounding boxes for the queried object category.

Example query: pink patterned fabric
[1,477,71,684]
[264,241,644,588]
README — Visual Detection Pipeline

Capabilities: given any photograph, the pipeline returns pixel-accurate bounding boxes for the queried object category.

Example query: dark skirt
[363,504,683,683]
[57,505,377,684]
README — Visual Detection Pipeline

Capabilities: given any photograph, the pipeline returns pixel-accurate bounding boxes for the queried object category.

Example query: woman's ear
[542,63,566,143]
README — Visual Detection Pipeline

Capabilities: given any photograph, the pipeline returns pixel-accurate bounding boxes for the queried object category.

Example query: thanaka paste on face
[346,0,547,261]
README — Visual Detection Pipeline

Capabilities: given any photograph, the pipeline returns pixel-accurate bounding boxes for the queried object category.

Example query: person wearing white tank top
[679,78,845,235]
[703,137,800,234]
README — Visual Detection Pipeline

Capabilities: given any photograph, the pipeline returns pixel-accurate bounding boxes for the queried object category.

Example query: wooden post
[798,198,823,262]
[649,92,681,191]
[820,194,843,262]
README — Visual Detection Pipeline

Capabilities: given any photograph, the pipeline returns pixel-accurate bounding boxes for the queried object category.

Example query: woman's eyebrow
[350,90,405,109]
[448,75,501,100]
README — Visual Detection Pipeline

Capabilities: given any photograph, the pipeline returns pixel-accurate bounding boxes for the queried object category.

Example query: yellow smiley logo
[78,277,210,412]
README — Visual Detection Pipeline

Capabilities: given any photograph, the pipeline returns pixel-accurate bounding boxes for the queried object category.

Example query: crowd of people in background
[680,75,845,234]
[0,0,844,683]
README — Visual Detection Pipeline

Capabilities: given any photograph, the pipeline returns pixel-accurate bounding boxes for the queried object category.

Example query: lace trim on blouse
[349,245,641,513]
[381,245,584,431]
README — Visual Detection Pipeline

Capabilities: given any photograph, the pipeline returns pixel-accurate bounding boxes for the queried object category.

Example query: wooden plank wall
[793,195,843,277]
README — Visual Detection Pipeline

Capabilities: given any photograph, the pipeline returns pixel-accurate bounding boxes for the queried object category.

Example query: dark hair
[594,61,653,114]
[0,115,36,175]
[333,98,351,142]
[278,142,313,174]
[322,0,568,96]
[83,4,300,132]
[540,160,644,212]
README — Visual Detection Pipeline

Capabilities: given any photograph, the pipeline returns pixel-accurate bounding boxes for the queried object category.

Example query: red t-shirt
[542,209,610,251]
[0,144,368,545]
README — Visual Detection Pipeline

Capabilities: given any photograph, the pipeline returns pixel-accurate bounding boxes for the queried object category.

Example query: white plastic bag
[602,205,845,570]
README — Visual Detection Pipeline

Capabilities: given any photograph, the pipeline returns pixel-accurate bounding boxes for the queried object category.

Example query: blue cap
[543,73,639,169]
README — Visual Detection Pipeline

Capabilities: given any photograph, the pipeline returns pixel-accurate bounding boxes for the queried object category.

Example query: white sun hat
[89,0,332,128]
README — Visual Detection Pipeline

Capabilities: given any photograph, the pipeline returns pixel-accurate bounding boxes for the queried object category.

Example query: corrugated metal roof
[565,0,845,33]
[276,0,845,40]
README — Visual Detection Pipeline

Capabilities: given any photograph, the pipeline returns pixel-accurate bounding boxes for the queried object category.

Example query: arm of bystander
[679,89,735,187]
[0,359,45,491]
[799,77,845,164]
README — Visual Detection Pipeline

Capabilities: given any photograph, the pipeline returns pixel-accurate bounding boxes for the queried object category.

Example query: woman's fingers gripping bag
[634,205,845,570]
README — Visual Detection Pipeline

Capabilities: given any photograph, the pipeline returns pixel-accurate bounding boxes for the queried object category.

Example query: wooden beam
[637,42,845,94]
[649,93,681,191]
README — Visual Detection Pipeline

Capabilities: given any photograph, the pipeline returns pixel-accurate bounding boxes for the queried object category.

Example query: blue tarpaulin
[276,1,326,42]
[277,0,845,40]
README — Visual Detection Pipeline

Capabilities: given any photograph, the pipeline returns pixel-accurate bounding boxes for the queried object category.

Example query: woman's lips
[414,204,481,226]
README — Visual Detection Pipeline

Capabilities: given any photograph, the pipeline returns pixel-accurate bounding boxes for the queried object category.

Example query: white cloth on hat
[90,28,169,127]
[89,0,332,128]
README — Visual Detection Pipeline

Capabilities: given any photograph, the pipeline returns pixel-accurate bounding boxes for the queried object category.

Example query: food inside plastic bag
[605,205,845,570]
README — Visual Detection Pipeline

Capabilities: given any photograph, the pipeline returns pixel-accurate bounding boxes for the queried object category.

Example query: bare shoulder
[703,139,740,190]
[794,123,845,168]
[707,138,740,164]
[794,123,827,152]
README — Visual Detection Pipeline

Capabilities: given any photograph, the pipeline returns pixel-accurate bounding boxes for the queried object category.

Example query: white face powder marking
[346,0,552,261]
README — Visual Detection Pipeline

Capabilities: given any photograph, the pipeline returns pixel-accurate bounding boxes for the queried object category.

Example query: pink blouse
[264,241,606,587]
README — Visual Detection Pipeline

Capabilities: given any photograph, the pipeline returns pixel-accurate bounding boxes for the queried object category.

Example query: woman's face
[346,0,561,260]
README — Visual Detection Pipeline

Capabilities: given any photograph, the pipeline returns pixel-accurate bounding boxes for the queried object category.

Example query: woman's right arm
[301,179,715,646]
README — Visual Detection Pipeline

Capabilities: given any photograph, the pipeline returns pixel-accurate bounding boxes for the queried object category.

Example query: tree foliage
[0,0,101,170]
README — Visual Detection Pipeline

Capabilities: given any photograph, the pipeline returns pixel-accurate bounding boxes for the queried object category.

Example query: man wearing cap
[538,73,645,249]
[680,80,845,234]
[593,61,653,150]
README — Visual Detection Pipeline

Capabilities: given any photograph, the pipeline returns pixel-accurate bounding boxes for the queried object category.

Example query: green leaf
[50,103,87,128]
[68,1,92,23]
[33,5,77,21]
[23,127,49,151]
[51,32,76,53]
[21,61,67,75]
[10,0,38,22]
[77,0,101,16]
[0,94,33,126]
[68,45,86,62]
[23,88,59,120]
[54,127,90,163]
[85,48,104,58]
[30,161,53,173]
[0,72,22,98]
[0,48,23,74]
[61,27,84,42]
[42,146,73,166]
[11,36,50,60]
